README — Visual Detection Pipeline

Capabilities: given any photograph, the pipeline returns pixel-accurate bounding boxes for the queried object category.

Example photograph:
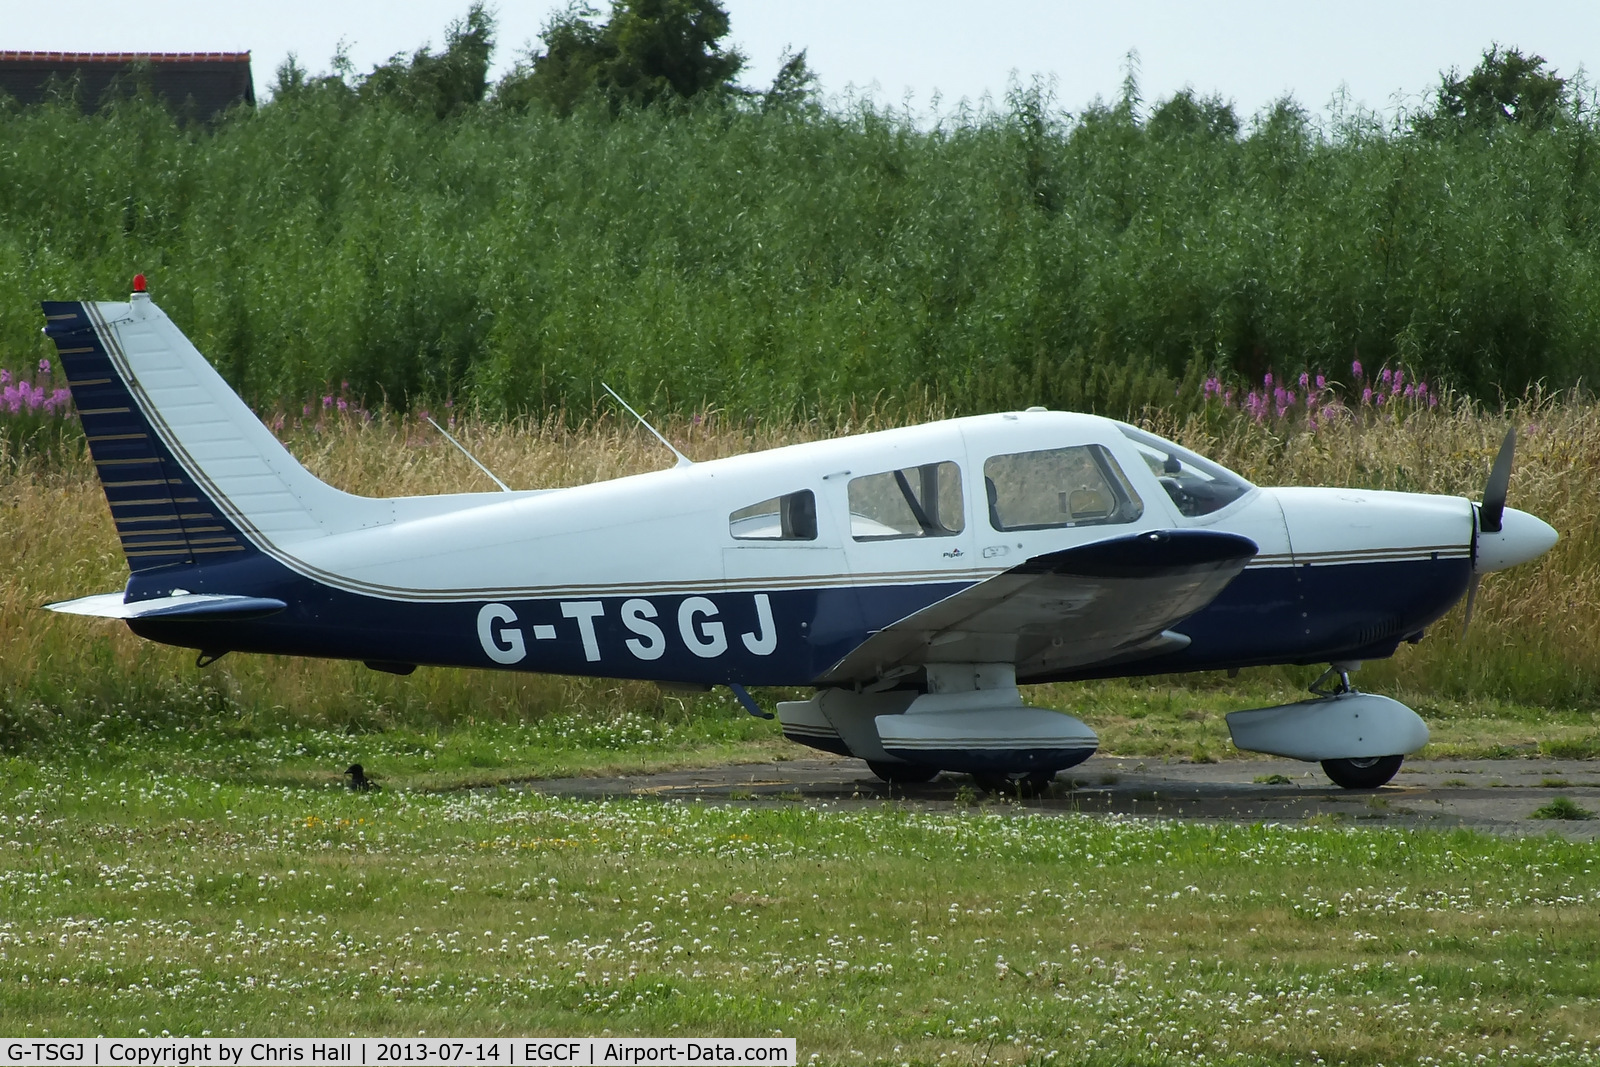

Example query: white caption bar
[0,1041,796,1067]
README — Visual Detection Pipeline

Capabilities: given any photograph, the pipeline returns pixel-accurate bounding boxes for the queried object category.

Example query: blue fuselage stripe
[126,554,1472,685]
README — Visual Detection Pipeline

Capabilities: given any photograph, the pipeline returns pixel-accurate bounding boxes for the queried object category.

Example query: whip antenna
[602,383,693,468]
[424,415,512,492]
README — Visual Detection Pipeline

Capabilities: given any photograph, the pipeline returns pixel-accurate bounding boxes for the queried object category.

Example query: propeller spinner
[1462,427,1557,635]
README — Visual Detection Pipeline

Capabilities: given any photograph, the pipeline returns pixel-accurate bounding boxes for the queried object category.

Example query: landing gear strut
[1309,661,1360,696]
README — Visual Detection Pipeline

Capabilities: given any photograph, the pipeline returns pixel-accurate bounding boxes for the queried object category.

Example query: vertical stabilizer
[41,292,385,577]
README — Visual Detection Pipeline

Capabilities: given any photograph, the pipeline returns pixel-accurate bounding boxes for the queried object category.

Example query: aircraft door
[722,486,854,681]
[834,455,977,647]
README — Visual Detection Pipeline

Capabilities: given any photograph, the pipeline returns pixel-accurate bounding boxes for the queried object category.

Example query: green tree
[1424,45,1569,133]
[761,47,818,111]
[361,3,496,118]
[1147,89,1239,142]
[497,0,743,115]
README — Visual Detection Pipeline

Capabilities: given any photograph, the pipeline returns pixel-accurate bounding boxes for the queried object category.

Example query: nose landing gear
[1306,661,1405,789]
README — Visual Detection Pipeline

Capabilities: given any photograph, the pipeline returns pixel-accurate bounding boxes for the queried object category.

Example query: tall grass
[2,395,1593,751]
[4,87,1600,416]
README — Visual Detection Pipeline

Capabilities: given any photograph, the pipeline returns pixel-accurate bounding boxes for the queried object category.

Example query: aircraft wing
[817,529,1256,685]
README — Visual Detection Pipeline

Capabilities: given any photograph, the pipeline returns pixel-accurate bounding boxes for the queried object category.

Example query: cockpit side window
[984,445,1143,531]
[1117,423,1254,517]
[729,489,818,540]
[848,461,965,541]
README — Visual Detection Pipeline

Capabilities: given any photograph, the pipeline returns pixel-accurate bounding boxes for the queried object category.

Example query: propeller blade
[1479,427,1516,534]
[1460,574,1480,639]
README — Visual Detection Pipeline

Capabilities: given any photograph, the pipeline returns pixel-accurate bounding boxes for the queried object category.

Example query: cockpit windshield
[1117,424,1254,518]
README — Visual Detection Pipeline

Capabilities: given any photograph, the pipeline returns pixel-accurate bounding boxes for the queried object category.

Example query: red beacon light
[132,273,148,293]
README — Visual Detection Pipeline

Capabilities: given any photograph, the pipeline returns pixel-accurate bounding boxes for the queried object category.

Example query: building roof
[0,51,254,122]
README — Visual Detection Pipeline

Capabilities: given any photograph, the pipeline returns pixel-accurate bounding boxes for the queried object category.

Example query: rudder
[42,299,253,574]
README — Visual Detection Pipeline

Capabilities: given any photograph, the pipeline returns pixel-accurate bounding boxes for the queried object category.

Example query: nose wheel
[1320,755,1404,789]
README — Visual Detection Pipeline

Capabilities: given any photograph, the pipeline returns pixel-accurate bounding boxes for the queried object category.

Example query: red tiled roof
[0,51,250,62]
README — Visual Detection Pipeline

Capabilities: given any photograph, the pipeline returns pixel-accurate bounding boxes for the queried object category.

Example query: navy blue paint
[122,556,1469,688]
[1037,557,1473,683]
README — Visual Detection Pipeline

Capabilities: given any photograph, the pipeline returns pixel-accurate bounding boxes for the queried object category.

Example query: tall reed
[4,88,1600,418]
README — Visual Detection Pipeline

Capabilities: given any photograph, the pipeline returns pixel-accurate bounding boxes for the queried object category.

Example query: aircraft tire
[972,769,1057,797]
[1320,755,1403,789]
[866,760,941,784]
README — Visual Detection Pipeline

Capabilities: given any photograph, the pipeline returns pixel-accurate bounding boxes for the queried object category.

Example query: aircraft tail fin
[40,291,379,580]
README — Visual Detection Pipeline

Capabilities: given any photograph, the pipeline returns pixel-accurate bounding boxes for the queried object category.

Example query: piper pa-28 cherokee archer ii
[41,282,1558,792]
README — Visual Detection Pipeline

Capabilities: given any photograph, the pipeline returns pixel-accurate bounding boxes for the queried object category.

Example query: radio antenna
[602,383,692,468]
[423,415,512,492]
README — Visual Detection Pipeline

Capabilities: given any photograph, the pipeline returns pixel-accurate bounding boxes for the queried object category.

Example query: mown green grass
[2,742,1598,1064]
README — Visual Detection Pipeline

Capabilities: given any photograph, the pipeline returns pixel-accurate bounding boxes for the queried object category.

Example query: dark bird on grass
[345,763,377,792]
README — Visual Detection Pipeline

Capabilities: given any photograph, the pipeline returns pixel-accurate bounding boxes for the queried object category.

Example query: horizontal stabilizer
[46,592,288,621]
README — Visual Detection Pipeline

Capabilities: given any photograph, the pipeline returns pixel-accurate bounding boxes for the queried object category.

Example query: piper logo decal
[477,595,778,665]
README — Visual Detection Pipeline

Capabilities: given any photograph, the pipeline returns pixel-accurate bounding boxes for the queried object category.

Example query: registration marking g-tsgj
[477,594,778,665]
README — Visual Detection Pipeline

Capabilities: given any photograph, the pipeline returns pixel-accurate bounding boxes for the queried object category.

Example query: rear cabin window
[984,445,1143,531]
[848,461,965,541]
[729,489,818,540]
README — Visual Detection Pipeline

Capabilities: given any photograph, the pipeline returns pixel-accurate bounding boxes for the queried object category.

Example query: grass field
[2,400,1599,1060]
[2,742,1598,1064]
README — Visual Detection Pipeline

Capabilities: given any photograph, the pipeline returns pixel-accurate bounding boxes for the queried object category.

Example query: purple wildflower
[38,358,50,375]
[1362,387,1373,405]
[322,395,333,410]
[1352,360,1363,380]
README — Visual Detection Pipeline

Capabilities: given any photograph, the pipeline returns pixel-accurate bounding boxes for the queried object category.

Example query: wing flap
[819,529,1255,685]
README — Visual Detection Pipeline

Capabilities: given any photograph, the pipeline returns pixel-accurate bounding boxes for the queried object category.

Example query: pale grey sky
[5,1,1599,121]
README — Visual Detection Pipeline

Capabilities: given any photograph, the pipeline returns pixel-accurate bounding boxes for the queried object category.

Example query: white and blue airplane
[40,283,1558,791]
